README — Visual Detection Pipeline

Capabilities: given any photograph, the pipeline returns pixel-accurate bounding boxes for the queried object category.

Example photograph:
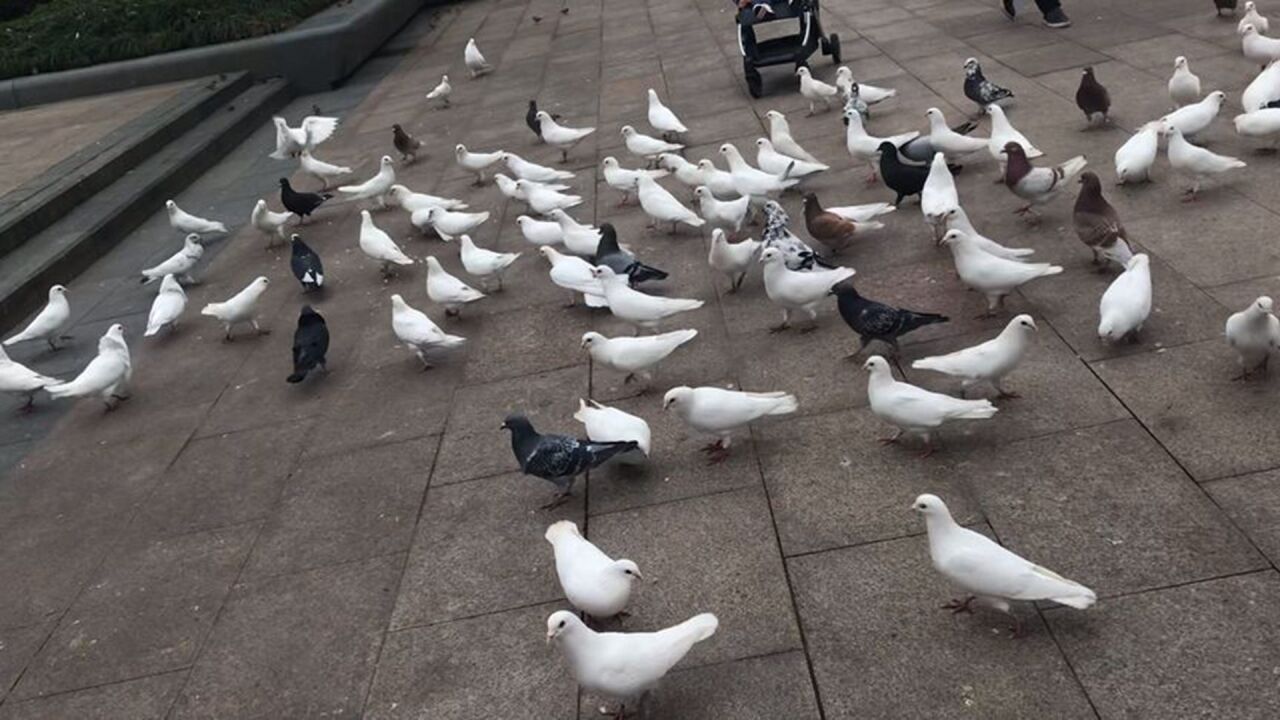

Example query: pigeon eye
[558,620,566,628]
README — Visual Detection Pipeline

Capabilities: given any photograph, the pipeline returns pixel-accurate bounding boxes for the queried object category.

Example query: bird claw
[996,390,1021,400]
[941,597,975,614]
[768,323,790,334]
[540,493,572,510]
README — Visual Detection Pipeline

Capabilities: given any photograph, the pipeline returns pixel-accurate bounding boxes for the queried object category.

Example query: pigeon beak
[545,631,554,644]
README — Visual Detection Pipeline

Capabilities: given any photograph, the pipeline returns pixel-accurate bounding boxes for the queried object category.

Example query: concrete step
[0,78,293,329]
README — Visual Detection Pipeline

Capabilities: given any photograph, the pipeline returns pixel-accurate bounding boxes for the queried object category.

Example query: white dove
[636,173,704,232]
[1161,90,1225,138]
[1168,56,1202,108]
[825,201,896,223]
[518,179,583,215]
[663,385,797,461]
[546,520,642,618]
[759,247,855,332]
[1098,253,1152,343]
[1165,123,1245,199]
[1241,2,1271,33]
[1114,122,1159,184]
[796,66,839,114]
[270,115,338,159]
[940,229,1062,315]
[765,110,821,164]
[536,112,595,162]
[424,256,485,316]
[574,399,651,464]
[144,274,187,337]
[912,314,1037,399]
[1243,59,1280,111]
[921,153,959,243]
[517,215,565,247]
[864,356,996,456]
[694,187,750,232]
[986,104,1042,174]
[357,210,414,275]
[844,107,919,183]
[593,266,703,332]
[925,108,988,159]
[539,246,608,307]
[386,184,468,212]
[250,199,293,248]
[425,74,451,107]
[621,125,684,164]
[694,159,741,198]
[719,143,797,201]
[601,157,668,205]
[459,235,519,290]
[495,173,569,205]
[913,493,1096,637]
[1225,295,1280,379]
[0,343,59,411]
[464,38,492,77]
[165,200,226,236]
[390,293,465,369]
[1234,108,1280,148]
[756,138,828,178]
[503,151,575,182]
[646,88,688,139]
[5,285,71,350]
[45,324,131,409]
[834,66,896,105]
[141,234,203,284]
[547,209,602,256]
[299,150,351,189]
[455,145,504,184]
[1242,24,1280,66]
[411,206,490,240]
[708,228,760,292]
[581,329,698,384]
[657,153,703,188]
[201,276,269,340]
[338,155,396,207]
[943,207,1034,261]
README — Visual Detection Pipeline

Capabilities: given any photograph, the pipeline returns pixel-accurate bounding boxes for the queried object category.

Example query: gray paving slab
[0,672,187,720]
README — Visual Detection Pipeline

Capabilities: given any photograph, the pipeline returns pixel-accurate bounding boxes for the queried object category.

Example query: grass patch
[0,0,336,80]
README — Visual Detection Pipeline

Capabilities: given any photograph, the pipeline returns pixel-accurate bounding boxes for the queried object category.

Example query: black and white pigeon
[286,305,329,383]
[830,280,948,357]
[501,414,638,508]
[963,57,1013,112]
[279,178,331,223]
[878,141,932,205]
[289,234,324,292]
[526,100,562,142]
[761,201,834,271]
[593,223,668,287]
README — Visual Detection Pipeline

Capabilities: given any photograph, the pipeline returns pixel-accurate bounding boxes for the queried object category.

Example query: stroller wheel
[744,62,764,98]
[828,33,841,64]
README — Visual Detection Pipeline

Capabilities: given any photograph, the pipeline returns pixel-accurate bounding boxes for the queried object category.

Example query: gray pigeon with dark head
[501,414,638,508]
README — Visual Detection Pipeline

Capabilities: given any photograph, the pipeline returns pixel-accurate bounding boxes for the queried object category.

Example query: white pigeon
[834,66,896,105]
[796,66,840,114]
[4,285,71,350]
[694,159,741,199]
[986,104,1042,174]
[517,214,566,247]
[1243,59,1280,111]
[141,234,203,284]
[646,88,688,138]
[425,74,451,107]
[621,125,684,163]
[756,138,828,178]
[593,266,703,332]
[759,247,856,331]
[546,520,642,618]
[913,493,1096,636]
[657,153,703,188]
[912,314,1037,398]
[921,153,959,243]
[338,155,396,207]
[503,152,575,182]
[943,207,1034,261]
[201,276,269,340]
[536,112,595,162]
[299,150,351,189]
[663,385,797,459]
[165,200,226,236]
[1241,2,1271,33]
[1114,122,1160,184]
[581,329,698,384]
[459,235,519,290]
[386,184,468,212]
[424,256,485,315]
[44,324,131,409]
[940,229,1062,314]
[574,399,651,464]
[1098,253,1152,343]
[464,38,492,77]
[843,108,919,183]
[0,343,59,411]
[1161,90,1225,138]
[825,201,896,223]
[925,108,988,159]
[412,206,490,240]
[1225,295,1280,379]
[545,610,717,717]
[270,115,338,159]
[518,180,582,215]
[455,145,504,184]
[694,187,750,232]
[719,143,797,200]
[144,274,187,337]
[548,210,602,256]
[864,356,996,456]
[1234,107,1280,148]
[764,110,821,164]
[601,157,668,205]
[1242,24,1280,65]
[636,173,704,232]
[1164,123,1246,198]
[708,228,760,292]
[250,199,293,248]
[358,209,414,275]
[390,293,465,369]
[495,173,569,205]
[539,246,608,307]
[1168,56,1202,108]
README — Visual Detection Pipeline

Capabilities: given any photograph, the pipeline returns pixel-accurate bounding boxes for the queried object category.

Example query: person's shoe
[1042,8,1071,28]
[1001,0,1017,21]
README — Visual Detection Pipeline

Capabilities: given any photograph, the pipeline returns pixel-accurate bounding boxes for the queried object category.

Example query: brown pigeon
[392,124,422,163]
[1073,171,1135,270]
[802,192,860,254]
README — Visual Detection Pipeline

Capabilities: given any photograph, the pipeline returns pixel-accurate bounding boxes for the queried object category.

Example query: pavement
[2,0,1280,717]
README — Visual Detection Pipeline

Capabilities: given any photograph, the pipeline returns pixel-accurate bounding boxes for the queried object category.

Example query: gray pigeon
[501,414,638,508]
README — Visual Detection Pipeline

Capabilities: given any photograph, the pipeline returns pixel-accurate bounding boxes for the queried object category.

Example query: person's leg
[738,5,759,56]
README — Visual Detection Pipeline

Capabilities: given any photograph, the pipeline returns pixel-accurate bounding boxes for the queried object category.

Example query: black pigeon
[279,178,330,223]
[526,100,542,139]
[289,234,324,293]
[593,223,668,287]
[501,414,637,508]
[878,141,933,206]
[963,57,1014,111]
[1075,67,1111,125]
[287,305,329,383]
[830,280,948,357]
[392,124,422,163]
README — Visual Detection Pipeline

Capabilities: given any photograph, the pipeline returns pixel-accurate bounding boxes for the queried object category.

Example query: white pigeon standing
[1168,56,1202,108]
[141,234,204,284]
[601,157,668,206]
[455,145,504,185]
[1243,58,1280,111]
[765,110,821,164]
[270,115,339,159]
[201,276,270,340]
[144,274,187,337]
[536,112,595,162]
[986,104,1042,175]
[864,356,996,456]
[796,66,840,114]
[546,521,643,619]
[424,256,485,316]
[756,138,828,178]
[581,329,698,385]
[1242,24,1280,66]
[1098,253,1153,343]
[358,210,414,276]
[1241,2,1271,33]
[386,184,468,213]
[548,210,602,255]
[943,207,1034,261]
[518,180,583,215]
[1114,122,1160,185]
[425,74,451,107]
[545,611,717,718]
[694,159,741,199]
[708,228,761,292]
[1162,91,1225,138]
[621,126,684,165]
[4,285,71,350]
[1225,296,1280,379]
[657,153,704,189]
[573,399,651,464]
[663,385,797,461]
[636,173,704,233]
[913,493,1096,636]
[940,229,1062,315]
[834,66,896,105]
[459,235,520,290]
[464,38,493,77]
[517,215,565,247]
[412,206,490,240]
[250,199,293,248]
[44,324,131,410]
[503,152,575,182]
[758,247,856,332]
[539,246,608,307]
[165,200,226,236]
[646,88,688,140]
[1234,107,1280,148]
[338,155,396,208]
[390,293,466,369]
[921,153,959,243]
[925,108,988,159]
[0,343,59,411]
[593,266,703,332]
[912,314,1037,399]
[844,108,919,183]
[694,187,750,233]
[719,143,797,202]
[1165,123,1246,199]
[299,150,351,189]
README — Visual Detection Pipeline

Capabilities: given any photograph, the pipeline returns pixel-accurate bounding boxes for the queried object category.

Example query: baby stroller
[736,0,840,98]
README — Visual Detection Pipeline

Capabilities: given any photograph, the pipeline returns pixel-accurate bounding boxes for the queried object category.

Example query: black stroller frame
[736,0,840,98]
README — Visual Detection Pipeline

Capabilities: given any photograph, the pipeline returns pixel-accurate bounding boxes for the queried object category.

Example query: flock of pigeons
[5,4,1280,716]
